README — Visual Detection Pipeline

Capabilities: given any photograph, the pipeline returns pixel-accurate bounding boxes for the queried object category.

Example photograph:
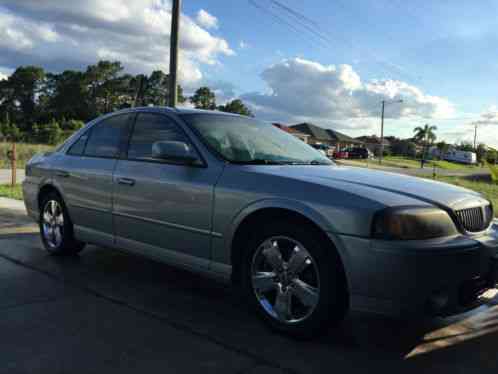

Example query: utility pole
[473,123,478,150]
[379,100,385,165]
[169,0,181,108]
[132,75,145,108]
[379,99,403,165]
[11,142,16,187]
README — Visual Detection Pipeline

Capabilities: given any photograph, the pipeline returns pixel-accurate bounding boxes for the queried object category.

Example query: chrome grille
[455,205,493,233]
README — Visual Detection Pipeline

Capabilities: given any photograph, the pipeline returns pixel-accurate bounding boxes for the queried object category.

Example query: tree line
[383,124,497,164]
[0,60,252,144]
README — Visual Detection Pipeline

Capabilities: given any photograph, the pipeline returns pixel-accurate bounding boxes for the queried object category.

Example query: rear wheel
[241,221,347,338]
[39,192,85,255]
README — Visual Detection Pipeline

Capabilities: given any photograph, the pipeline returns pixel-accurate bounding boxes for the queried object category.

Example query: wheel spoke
[49,200,57,216]
[43,212,52,223]
[262,241,284,271]
[55,213,64,226]
[287,246,311,276]
[274,285,292,321]
[46,226,55,243]
[53,227,62,245]
[291,279,319,307]
[252,272,277,293]
[252,236,320,324]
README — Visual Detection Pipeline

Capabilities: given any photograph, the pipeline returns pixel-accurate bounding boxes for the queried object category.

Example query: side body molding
[209,197,353,294]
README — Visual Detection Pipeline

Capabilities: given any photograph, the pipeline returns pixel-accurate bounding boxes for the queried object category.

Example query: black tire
[39,191,85,255]
[240,220,348,338]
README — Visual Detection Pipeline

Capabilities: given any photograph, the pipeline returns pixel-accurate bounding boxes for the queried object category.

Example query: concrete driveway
[2,202,498,373]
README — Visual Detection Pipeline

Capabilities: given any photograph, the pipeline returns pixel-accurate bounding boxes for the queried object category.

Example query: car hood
[252,165,486,210]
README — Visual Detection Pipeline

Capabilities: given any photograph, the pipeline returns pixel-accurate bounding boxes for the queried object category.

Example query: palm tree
[413,124,437,166]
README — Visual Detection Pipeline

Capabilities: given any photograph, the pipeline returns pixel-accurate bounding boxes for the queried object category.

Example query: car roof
[109,106,245,118]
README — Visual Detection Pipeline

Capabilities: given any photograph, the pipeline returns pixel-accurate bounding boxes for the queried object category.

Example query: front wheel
[241,221,348,338]
[39,192,85,255]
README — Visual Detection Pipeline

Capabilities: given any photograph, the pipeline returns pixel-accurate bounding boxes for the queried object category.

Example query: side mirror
[151,141,199,164]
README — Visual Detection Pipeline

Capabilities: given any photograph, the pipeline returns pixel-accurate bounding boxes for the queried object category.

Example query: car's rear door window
[84,115,131,158]
[127,113,190,161]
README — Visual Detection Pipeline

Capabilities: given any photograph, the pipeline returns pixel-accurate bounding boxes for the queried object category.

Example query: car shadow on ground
[2,233,498,373]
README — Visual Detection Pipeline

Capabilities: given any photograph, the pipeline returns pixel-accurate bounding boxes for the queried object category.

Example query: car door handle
[55,170,70,178]
[117,177,135,186]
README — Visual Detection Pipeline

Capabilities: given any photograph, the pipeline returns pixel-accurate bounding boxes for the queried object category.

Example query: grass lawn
[0,142,54,169]
[0,184,23,200]
[382,156,477,171]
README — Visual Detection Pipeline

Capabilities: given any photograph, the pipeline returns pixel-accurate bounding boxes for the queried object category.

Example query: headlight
[372,206,458,240]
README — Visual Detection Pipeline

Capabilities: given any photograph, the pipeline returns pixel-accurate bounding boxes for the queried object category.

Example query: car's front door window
[127,113,193,162]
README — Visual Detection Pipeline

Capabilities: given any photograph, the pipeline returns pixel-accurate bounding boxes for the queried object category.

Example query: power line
[248,0,420,83]
[248,0,330,50]
[266,0,332,44]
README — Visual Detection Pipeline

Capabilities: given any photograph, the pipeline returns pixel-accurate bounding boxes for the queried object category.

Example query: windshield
[182,114,333,165]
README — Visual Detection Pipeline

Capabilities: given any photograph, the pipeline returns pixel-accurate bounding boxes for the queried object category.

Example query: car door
[53,113,133,246]
[112,111,223,269]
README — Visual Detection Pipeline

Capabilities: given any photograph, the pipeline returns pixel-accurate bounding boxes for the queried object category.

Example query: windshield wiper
[287,159,332,165]
[232,159,331,166]
[232,159,288,165]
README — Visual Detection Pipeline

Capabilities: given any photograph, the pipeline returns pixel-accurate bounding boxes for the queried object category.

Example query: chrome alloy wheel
[42,200,64,249]
[251,236,320,324]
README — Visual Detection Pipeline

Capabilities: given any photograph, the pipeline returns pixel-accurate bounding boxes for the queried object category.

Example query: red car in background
[333,150,349,159]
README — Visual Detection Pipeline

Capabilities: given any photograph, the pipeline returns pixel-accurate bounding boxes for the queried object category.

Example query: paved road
[2,204,498,373]
[0,169,25,184]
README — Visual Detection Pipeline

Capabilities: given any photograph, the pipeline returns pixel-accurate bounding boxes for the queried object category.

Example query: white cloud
[242,58,455,128]
[0,1,233,85]
[436,107,498,148]
[0,12,59,51]
[0,72,7,81]
[440,127,498,149]
[473,105,498,126]
[196,9,218,30]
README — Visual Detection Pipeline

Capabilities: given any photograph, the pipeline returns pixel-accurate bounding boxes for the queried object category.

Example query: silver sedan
[23,107,498,338]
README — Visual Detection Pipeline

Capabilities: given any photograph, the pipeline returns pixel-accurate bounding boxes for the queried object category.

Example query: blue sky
[189,0,498,111]
[185,0,498,146]
[1,0,497,146]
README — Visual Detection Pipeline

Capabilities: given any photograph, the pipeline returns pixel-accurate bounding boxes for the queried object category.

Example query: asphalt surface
[2,203,498,373]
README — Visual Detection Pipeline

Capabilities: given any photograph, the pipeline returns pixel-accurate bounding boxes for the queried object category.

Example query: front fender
[224,198,333,250]
[222,197,354,296]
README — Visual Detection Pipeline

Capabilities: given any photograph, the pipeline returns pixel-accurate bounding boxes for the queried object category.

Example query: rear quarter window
[84,114,132,158]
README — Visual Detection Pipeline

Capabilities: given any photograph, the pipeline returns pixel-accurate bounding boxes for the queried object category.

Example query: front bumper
[22,180,39,221]
[335,223,498,317]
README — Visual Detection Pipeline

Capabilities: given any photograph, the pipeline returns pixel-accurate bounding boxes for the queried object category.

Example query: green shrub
[0,122,21,141]
[61,119,85,131]
[487,150,497,164]
[488,162,498,184]
[37,119,62,145]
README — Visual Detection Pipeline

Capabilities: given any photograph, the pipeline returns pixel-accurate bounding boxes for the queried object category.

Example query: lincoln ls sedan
[23,107,498,337]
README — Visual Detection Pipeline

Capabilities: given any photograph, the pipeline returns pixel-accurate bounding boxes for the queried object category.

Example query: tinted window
[128,113,189,160]
[84,115,130,158]
[67,133,89,156]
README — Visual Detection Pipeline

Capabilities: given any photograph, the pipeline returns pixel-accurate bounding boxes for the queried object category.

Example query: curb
[0,197,27,212]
